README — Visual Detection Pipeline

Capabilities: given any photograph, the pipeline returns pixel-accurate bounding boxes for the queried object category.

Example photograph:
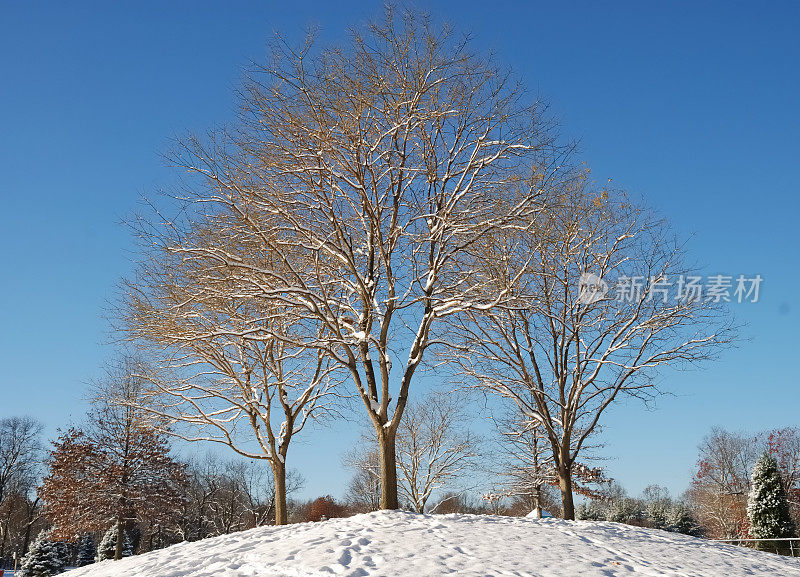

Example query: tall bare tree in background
[493,400,555,518]
[0,417,42,566]
[132,6,561,510]
[686,428,756,538]
[0,418,41,509]
[342,448,382,513]
[395,392,478,513]
[454,181,731,519]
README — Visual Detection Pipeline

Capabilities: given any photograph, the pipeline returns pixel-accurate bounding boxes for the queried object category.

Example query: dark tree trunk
[114,515,124,560]
[558,462,575,520]
[21,496,39,556]
[1,518,8,562]
[377,427,399,510]
[272,459,288,526]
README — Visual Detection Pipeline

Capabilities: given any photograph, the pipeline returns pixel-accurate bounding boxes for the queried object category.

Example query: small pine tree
[19,530,65,577]
[96,525,133,561]
[76,534,97,566]
[54,541,71,570]
[575,500,606,521]
[666,504,703,537]
[606,498,644,525]
[646,500,671,530]
[747,452,796,553]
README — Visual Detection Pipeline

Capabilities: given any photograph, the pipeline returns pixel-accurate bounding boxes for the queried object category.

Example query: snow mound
[66,511,800,577]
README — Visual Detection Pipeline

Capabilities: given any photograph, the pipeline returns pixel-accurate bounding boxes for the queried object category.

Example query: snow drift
[66,510,800,576]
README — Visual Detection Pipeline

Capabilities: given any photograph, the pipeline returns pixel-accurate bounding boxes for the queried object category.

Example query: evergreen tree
[646,500,670,530]
[76,534,96,566]
[18,530,65,577]
[96,525,132,562]
[575,500,606,521]
[747,452,796,553]
[666,504,703,537]
[606,497,645,524]
[54,541,71,570]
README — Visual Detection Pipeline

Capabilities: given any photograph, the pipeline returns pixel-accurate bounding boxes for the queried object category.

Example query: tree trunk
[377,427,399,510]
[22,523,32,556]
[21,497,39,556]
[114,514,125,560]
[272,459,288,526]
[558,463,575,520]
[116,471,129,560]
[532,484,543,518]
[0,519,8,562]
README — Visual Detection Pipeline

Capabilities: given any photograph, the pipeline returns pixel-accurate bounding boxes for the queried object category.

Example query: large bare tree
[124,232,339,525]
[453,181,732,519]
[134,7,561,509]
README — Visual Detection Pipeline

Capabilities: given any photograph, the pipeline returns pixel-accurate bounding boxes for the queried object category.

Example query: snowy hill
[66,511,800,577]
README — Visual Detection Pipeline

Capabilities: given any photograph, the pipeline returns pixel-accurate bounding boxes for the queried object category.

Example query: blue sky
[1,1,798,500]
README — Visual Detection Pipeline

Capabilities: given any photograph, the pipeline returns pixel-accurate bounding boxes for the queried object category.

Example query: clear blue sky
[1,1,798,500]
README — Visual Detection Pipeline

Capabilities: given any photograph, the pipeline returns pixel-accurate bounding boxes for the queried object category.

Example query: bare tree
[0,417,41,512]
[342,448,381,513]
[178,456,221,542]
[686,427,760,538]
[453,182,732,519]
[124,226,340,526]
[0,417,42,566]
[395,392,478,512]
[136,6,560,510]
[492,402,556,519]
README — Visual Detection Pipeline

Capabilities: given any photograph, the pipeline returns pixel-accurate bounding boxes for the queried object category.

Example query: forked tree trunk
[377,426,399,510]
[272,459,288,526]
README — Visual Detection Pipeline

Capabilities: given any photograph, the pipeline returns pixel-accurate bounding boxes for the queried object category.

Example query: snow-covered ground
[66,511,800,576]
